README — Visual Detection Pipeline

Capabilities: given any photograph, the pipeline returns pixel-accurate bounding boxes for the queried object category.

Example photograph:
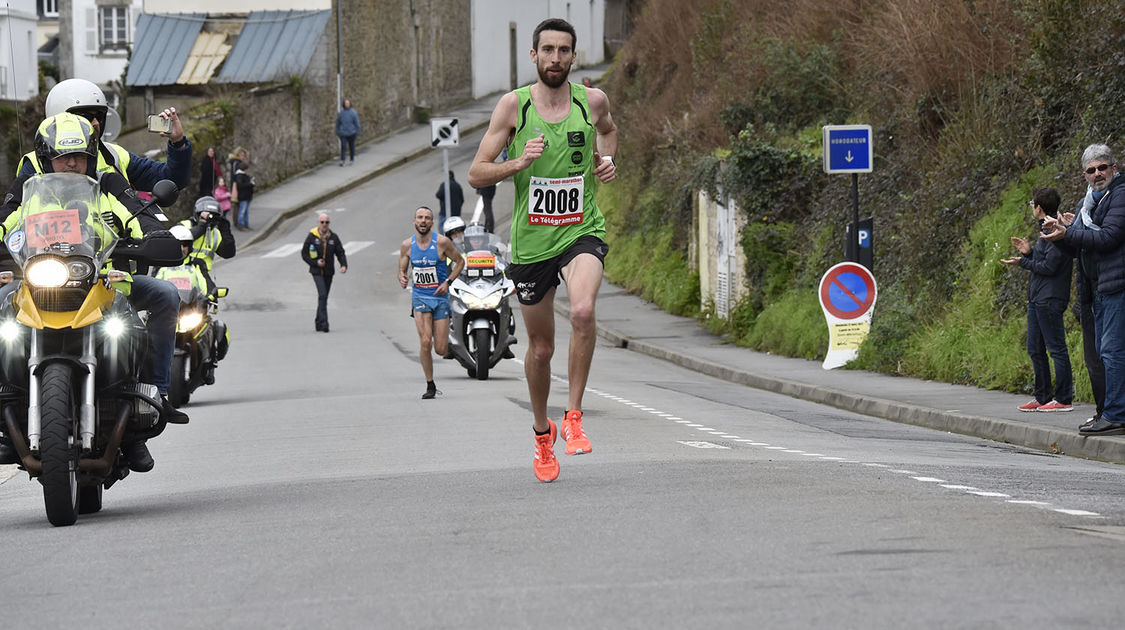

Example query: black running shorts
[508,235,609,306]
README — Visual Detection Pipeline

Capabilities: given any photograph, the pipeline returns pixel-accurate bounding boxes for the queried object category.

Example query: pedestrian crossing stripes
[261,241,375,258]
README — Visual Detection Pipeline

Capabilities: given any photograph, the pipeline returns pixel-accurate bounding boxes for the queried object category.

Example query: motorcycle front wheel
[473,328,491,381]
[39,362,80,527]
[168,353,190,407]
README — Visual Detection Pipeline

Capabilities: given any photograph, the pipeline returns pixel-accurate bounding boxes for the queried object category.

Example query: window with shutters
[99,5,130,52]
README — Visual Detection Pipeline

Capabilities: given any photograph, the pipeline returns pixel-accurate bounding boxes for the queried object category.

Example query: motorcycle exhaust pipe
[77,402,129,476]
[3,404,40,475]
[5,399,131,477]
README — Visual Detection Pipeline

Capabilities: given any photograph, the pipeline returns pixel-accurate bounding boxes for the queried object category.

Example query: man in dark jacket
[1003,187,1073,412]
[300,213,348,332]
[435,170,464,229]
[1042,144,1125,435]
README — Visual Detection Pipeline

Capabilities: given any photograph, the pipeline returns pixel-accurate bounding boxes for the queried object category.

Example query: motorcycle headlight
[103,316,126,339]
[464,291,502,310]
[0,319,21,342]
[178,311,204,333]
[67,260,94,281]
[25,258,68,288]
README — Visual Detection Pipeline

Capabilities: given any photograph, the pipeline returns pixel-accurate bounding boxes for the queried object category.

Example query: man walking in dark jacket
[335,99,361,166]
[1003,187,1073,412]
[1042,144,1125,435]
[435,170,464,229]
[301,213,348,332]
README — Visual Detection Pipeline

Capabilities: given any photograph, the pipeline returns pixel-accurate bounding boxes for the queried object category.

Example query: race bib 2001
[412,265,439,289]
[528,175,584,226]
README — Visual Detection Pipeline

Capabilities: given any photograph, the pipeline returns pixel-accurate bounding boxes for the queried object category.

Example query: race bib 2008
[528,175,584,226]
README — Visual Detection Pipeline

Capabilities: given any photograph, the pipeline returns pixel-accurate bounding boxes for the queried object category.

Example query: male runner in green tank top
[468,17,617,483]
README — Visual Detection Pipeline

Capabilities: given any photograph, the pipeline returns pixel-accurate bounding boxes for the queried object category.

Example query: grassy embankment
[598,0,1125,402]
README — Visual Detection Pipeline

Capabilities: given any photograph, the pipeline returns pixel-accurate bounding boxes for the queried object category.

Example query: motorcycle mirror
[101,107,123,142]
[151,180,179,207]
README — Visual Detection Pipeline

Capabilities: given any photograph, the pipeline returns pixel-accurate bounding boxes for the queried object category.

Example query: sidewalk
[241,69,1125,467]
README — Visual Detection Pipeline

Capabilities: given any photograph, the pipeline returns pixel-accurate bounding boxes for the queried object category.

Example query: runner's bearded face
[414,211,433,235]
[534,31,575,89]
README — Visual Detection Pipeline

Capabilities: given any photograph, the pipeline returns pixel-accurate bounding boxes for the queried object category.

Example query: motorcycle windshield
[459,232,509,274]
[7,173,118,268]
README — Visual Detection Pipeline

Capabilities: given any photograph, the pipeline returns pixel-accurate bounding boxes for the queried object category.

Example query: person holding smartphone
[1002,187,1074,413]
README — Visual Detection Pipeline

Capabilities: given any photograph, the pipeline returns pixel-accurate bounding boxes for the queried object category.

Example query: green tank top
[507,82,606,264]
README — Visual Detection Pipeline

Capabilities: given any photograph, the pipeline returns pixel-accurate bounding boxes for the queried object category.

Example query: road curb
[242,118,491,250]
[589,320,1125,465]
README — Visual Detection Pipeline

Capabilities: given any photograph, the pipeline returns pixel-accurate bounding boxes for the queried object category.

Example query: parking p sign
[823,125,872,174]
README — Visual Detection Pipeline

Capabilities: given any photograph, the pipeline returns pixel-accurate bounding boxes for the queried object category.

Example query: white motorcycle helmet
[169,224,195,244]
[44,78,122,142]
[443,216,466,238]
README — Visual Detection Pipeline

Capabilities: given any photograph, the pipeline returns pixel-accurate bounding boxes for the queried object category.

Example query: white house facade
[0,0,40,101]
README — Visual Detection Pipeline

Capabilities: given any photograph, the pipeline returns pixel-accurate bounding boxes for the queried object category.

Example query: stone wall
[115,0,472,206]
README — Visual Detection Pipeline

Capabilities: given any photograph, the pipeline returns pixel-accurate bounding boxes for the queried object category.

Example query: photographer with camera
[178,196,236,275]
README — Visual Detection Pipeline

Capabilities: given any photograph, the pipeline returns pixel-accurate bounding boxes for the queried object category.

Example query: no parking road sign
[430,117,459,147]
[818,262,877,369]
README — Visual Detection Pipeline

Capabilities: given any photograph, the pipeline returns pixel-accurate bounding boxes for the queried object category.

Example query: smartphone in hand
[147,114,172,134]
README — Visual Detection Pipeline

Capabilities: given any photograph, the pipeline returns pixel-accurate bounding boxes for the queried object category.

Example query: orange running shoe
[561,409,592,455]
[533,420,559,482]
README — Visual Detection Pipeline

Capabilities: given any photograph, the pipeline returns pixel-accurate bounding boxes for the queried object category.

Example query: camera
[146,114,172,134]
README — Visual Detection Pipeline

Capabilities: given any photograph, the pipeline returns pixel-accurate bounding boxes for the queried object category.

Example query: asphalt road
[2,133,1124,628]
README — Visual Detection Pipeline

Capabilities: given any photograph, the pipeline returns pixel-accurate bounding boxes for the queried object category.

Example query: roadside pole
[820,124,875,369]
[431,118,459,225]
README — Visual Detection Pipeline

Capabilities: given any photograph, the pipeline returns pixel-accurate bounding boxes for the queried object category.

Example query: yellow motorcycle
[0,174,181,526]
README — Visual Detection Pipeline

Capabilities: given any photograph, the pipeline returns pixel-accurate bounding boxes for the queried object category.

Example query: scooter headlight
[464,290,502,310]
[178,311,204,333]
[25,258,68,288]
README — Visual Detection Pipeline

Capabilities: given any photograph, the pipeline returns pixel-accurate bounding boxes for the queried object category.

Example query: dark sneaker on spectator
[1078,417,1125,436]
[1017,400,1043,412]
[1039,401,1073,412]
[1079,415,1101,431]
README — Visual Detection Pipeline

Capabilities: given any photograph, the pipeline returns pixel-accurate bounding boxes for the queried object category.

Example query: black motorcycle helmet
[34,113,98,176]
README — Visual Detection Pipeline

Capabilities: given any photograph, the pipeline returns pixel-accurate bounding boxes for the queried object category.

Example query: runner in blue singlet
[398,206,465,399]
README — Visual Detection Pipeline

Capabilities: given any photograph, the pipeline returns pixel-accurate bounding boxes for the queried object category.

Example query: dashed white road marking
[572,375,1105,519]
[262,243,303,258]
[344,240,375,254]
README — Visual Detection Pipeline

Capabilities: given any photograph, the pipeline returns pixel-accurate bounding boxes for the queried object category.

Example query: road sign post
[431,118,459,226]
[823,125,873,266]
[818,262,878,370]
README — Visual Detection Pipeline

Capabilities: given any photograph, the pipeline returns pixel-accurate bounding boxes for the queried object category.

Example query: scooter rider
[16,78,192,192]
[0,114,187,469]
